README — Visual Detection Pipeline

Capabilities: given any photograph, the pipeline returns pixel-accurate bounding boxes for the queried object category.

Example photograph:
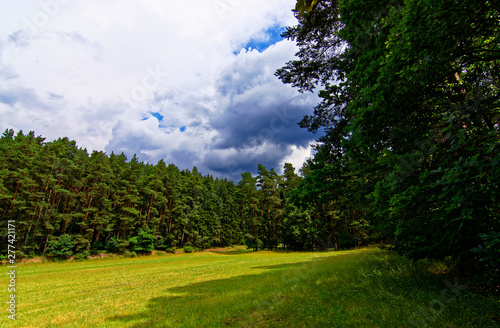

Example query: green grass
[1,248,498,327]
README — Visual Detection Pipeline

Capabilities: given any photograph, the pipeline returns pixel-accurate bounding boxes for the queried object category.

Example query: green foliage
[74,250,90,260]
[155,236,173,251]
[129,228,154,253]
[106,237,129,254]
[282,205,313,250]
[0,130,249,255]
[73,235,90,254]
[471,231,500,284]
[278,0,500,282]
[1,126,347,257]
[242,234,263,251]
[46,234,74,258]
[183,246,194,253]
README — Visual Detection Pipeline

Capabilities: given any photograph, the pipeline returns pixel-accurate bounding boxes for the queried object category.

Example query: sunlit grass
[1,248,498,327]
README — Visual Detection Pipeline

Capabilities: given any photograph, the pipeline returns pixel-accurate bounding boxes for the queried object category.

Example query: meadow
[1,248,498,327]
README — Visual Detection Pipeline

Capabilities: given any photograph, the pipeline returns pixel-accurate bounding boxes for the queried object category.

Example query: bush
[156,236,173,251]
[183,246,194,253]
[471,231,500,285]
[74,250,90,260]
[21,245,38,258]
[129,228,154,253]
[106,237,129,254]
[46,234,74,258]
[92,241,106,251]
[73,235,90,254]
[243,234,262,251]
[16,251,29,259]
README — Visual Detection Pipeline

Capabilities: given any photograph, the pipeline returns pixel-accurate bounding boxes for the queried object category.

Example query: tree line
[0,129,366,258]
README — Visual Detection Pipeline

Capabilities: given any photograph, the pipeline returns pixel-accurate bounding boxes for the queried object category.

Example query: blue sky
[238,25,286,53]
[0,0,318,181]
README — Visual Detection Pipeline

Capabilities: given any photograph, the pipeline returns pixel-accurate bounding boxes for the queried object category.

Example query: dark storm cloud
[208,99,314,180]
[203,143,291,182]
[206,41,318,179]
[211,99,313,149]
[212,42,317,144]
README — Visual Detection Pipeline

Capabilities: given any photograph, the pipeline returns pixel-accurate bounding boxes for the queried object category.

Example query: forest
[1,0,499,286]
[0,129,367,256]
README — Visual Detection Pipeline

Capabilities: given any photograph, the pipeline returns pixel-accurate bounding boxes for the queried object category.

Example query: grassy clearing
[1,248,498,327]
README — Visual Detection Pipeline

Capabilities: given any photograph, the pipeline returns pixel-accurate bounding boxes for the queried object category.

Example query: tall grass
[1,248,498,327]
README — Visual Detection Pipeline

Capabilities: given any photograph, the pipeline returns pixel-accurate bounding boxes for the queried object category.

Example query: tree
[237,172,261,247]
[46,234,74,258]
[278,0,500,270]
[256,164,283,249]
[129,228,154,253]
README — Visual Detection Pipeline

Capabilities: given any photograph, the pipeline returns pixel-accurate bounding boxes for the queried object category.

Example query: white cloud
[280,145,313,174]
[0,0,317,180]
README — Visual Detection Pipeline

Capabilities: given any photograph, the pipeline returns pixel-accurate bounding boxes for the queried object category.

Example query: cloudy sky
[0,0,318,181]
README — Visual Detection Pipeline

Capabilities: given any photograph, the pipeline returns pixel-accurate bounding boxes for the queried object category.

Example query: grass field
[1,248,498,327]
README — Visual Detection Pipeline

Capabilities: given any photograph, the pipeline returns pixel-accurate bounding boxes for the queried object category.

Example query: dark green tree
[278,0,500,271]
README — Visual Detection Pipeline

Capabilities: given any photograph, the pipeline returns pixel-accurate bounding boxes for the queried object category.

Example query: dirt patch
[1,257,44,265]
[20,257,44,263]
[88,253,112,260]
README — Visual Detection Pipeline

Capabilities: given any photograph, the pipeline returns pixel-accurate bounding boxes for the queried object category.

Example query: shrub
[74,250,90,260]
[46,234,74,258]
[155,236,173,251]
[73,235,90,254]
[92,241,106,251]
[129,228,154,253]
[243,234,262,251]
[16,251,29,259]
[471,231,500,285]
[183,246,194,253]
[106,237,129,254]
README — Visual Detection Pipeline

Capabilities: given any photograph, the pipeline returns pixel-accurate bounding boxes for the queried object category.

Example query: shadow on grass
[106,258,321,327]
[251,262,306,270]
[210,247,349,256]
[106,249,500,328]
[209,249,296,255]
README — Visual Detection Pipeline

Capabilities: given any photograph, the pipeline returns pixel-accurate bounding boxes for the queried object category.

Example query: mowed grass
[1,248,499,327]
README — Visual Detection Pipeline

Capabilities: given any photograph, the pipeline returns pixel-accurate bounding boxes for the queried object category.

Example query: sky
[0,0,319,181]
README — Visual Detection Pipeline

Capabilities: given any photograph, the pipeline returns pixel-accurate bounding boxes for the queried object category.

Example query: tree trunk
[80,197,92,234]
